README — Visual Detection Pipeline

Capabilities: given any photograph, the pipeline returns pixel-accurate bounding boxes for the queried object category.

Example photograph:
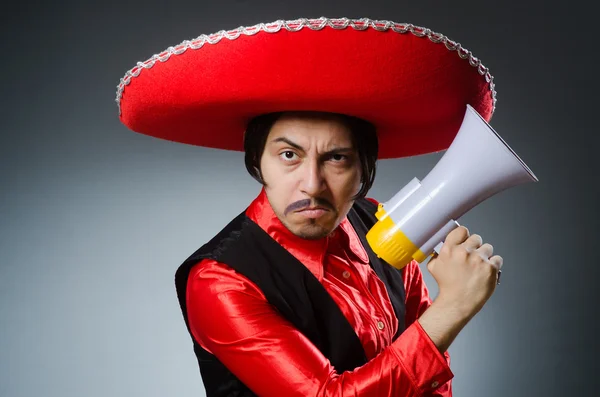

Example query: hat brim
[117,18,496,159]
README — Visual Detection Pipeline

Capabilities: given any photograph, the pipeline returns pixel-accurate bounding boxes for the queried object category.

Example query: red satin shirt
[186,189,453,396]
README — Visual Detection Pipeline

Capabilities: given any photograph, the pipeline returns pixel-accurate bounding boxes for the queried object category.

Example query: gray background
[1,0,597,396]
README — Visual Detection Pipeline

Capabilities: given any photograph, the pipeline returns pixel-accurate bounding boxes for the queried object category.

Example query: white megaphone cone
[366,104,539,270]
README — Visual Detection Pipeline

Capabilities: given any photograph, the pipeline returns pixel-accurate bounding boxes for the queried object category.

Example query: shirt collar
[245,188,369,281]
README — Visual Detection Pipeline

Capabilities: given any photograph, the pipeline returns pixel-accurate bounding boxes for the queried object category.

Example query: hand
[427,226,503,319]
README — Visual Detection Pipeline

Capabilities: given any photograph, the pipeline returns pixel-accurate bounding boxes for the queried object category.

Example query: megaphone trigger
[433,240,444,256]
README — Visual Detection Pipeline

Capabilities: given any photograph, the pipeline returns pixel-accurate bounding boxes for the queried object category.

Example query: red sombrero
[116,17,496,159]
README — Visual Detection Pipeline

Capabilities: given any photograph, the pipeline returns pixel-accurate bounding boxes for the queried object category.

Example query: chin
[295,228,330,240]
[293,219,334,240]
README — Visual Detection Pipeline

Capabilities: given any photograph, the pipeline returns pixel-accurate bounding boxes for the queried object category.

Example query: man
[116,18,502,396]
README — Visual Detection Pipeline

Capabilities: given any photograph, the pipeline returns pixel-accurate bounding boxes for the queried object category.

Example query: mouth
[295,207,330,218]
[295,205,330,212]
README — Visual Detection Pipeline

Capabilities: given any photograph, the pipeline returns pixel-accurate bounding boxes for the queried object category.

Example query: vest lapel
[346,200,407,338]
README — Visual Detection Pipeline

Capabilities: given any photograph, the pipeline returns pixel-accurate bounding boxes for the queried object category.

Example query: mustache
[284,198,334,215]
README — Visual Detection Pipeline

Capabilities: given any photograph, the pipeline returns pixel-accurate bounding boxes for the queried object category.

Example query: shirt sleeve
[186,259,453,397]
[402,260,453,396]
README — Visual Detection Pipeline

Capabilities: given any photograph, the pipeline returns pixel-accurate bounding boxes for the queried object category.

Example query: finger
[489,255,503,271]
[463,234,483,251]
[444,226,470,246]
[476,243,494,259]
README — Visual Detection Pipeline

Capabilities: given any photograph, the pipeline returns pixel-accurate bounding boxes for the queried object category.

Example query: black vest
[174,198,407,397]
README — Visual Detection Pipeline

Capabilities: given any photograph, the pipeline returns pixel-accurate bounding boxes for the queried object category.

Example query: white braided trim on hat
[115,17,497,116]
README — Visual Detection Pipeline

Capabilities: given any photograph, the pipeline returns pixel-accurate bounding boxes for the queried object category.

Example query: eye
[329,153,347,162]
[279,151,298,161]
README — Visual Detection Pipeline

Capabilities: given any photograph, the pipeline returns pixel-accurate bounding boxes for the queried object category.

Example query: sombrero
[116,17,496,159]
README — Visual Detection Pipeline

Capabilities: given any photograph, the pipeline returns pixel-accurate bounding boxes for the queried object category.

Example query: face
[259,112,362,240]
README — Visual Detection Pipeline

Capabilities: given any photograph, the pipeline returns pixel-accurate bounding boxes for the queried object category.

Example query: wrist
[418,297,471,353]
[432,292,475,324]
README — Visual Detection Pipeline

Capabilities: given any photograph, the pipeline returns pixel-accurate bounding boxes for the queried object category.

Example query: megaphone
[366,104,539,270]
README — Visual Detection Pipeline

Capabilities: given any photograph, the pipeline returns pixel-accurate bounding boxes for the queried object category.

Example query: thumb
[426,253,439,272]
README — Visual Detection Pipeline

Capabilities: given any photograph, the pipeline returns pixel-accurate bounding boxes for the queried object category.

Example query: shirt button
[342,270,351,279]
[431,381,439,388]
[377,321,385,330]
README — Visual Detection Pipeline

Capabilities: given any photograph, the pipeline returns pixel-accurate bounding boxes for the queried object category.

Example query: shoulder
[187,258,267,301]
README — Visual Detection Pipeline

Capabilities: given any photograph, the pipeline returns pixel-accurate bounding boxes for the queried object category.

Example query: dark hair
[243,111,378,200]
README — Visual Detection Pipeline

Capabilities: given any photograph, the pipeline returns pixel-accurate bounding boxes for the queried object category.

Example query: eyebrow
[270,137,355,156]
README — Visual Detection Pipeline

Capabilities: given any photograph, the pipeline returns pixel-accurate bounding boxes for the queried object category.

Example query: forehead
[268,112,354,144]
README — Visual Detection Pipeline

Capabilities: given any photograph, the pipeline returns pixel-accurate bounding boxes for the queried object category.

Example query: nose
[300,159,326,196]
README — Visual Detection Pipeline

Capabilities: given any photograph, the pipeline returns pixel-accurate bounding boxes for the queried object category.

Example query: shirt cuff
[389,320,454,394]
